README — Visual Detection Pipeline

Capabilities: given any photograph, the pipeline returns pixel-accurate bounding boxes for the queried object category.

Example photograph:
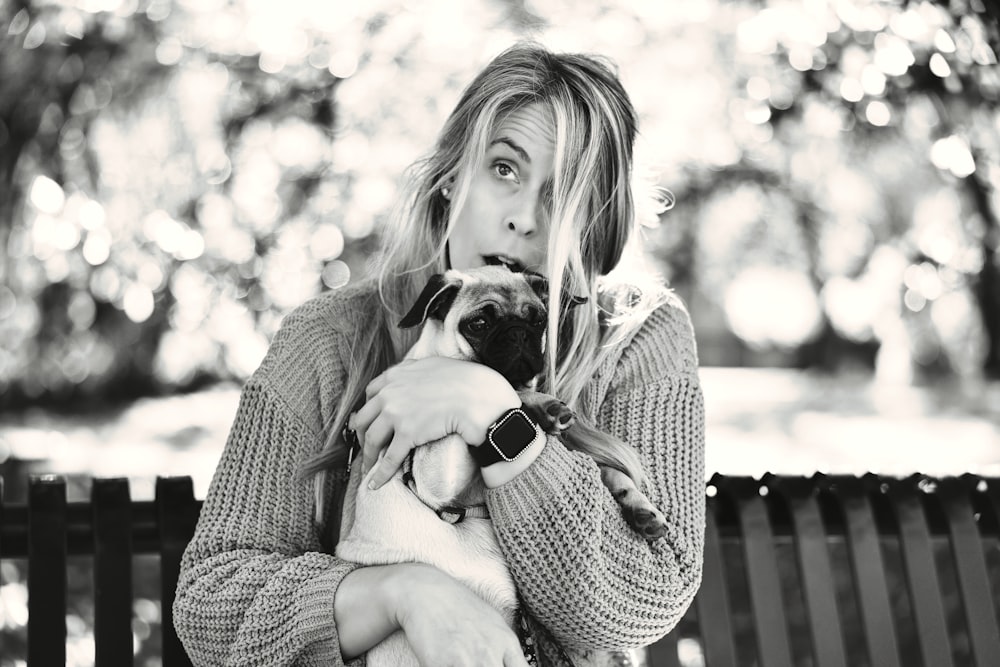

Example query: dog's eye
[467,317,489,332]
[527,307,546,328]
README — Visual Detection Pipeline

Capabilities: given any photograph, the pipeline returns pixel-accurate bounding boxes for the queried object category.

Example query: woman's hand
[352,356,520,489]
[335,563,529,666]
[389,563,530,667]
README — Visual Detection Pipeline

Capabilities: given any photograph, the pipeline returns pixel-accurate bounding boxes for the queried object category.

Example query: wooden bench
[1,473,999,666]
[0,475,200,666]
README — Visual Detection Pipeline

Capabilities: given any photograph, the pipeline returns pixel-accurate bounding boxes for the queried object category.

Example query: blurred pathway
[701,368,1000,479]
[1,368,998,501]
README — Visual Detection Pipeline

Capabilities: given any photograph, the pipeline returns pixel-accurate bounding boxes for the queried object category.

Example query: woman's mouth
[482,254,526,273]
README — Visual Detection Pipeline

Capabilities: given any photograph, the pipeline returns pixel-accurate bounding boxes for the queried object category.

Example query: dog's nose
[480,322,543,386]
[502,325,530,346]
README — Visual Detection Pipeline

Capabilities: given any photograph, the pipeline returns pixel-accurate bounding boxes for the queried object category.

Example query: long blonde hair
[301,42,671,522]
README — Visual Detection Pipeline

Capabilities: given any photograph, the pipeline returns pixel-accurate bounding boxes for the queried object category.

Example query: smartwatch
[470,408,540,467]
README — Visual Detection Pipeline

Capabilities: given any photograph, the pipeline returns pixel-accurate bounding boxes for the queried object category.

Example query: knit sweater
[173,276,705,666]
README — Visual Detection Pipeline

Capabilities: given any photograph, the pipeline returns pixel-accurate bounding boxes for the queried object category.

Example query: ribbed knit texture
[173,279,705,667]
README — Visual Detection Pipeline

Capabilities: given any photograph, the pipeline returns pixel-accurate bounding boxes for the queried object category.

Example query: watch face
[490,409,536,460]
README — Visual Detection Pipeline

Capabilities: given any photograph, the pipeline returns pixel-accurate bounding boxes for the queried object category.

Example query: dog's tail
[559,416,648,491]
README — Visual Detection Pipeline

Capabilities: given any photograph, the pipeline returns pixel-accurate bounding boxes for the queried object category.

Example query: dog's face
[399,266,548,388]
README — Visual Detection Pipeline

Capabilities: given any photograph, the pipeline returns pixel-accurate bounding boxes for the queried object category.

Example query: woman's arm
[337,562,530,666]
[173,377,362,666]
[334,565,400,659]
[484,299,706,650]
[173,293,371,666]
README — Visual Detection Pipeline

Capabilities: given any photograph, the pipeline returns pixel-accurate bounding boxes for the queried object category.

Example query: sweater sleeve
[172,293,366,667]
[484,296,706,650]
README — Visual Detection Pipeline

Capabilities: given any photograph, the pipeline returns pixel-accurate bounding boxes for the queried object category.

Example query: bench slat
[938,477,1000,667]
[771,476,848,667]
[826,476,901,667]
[884,477,955,667]
[724,477,794,667]
[93,478,135,666]
[694,486,737,667]
[28,475,68,667]
[157,476,199,667]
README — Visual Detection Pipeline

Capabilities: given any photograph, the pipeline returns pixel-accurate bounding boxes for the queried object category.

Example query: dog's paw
[608,651,634,667]
[518,390,575,435]
[538,399,575,434]
[575,649,636,667]
[621,499,668,542]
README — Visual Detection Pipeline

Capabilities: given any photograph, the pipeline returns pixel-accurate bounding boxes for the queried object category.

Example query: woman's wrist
[334,564,408,659]
[335,562,454,659]
[479,425,546,488]
[381,562,421,628]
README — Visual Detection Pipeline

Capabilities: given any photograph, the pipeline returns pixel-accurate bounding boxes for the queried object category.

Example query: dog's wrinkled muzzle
[480,321,544,387]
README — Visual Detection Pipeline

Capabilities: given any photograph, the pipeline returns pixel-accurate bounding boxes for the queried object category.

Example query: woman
[173,42,705,666]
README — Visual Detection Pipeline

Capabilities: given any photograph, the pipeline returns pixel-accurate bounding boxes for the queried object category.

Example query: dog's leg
[600,466,667,541]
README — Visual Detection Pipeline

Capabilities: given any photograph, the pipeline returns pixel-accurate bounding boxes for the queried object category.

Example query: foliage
[1,0,998,416]
[641,0,1000,380]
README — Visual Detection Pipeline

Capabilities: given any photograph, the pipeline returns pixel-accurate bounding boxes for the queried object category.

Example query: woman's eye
[493,161,517,181]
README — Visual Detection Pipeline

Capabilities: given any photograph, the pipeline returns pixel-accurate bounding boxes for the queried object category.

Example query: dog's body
[336,267,664,666]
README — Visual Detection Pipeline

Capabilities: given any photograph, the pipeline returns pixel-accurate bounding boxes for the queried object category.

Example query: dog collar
[401,452,489,524]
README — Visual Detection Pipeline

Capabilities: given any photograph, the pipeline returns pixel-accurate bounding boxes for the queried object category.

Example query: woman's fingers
[354,393,395,477]
[357,409,416,488]
[367,434,412,490]
[360,413,393,476]
[364,369,388,400]
[351,394,382,437]
[364,358,413,400]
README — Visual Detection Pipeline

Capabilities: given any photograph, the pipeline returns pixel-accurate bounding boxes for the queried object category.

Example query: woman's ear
[440,177,455,200]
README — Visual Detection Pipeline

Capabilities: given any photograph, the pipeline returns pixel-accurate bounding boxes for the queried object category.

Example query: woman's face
[446,103,555,277]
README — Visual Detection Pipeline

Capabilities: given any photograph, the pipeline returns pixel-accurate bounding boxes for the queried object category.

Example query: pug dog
[336,266,665,667]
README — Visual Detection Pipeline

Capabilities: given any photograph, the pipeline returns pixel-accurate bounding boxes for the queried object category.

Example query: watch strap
[470,408,539,467]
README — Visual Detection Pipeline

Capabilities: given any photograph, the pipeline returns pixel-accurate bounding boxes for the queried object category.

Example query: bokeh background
[1,0,999,664]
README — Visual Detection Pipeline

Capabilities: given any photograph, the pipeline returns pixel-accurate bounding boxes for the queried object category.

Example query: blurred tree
[656,0,999,381]
[0,1,355,410]
[1,0,998,415]
[1,2,175,407]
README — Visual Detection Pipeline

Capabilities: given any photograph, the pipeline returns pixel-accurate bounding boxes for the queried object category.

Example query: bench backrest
[667,473,1000,667]
[0,476,200,666]
[2,473,998,666]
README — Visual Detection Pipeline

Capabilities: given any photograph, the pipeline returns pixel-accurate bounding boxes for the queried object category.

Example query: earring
[442,187,451,199]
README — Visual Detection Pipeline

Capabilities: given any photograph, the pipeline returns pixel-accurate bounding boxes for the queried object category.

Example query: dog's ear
[523,271,548,302]
[399,274,462,328]
[523,271,587,311]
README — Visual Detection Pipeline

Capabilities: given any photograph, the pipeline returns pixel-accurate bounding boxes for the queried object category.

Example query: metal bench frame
[2,473,999,666]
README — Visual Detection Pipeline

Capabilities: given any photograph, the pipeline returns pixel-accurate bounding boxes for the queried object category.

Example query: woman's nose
[504,203,536,237]
[505,187,547,237]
